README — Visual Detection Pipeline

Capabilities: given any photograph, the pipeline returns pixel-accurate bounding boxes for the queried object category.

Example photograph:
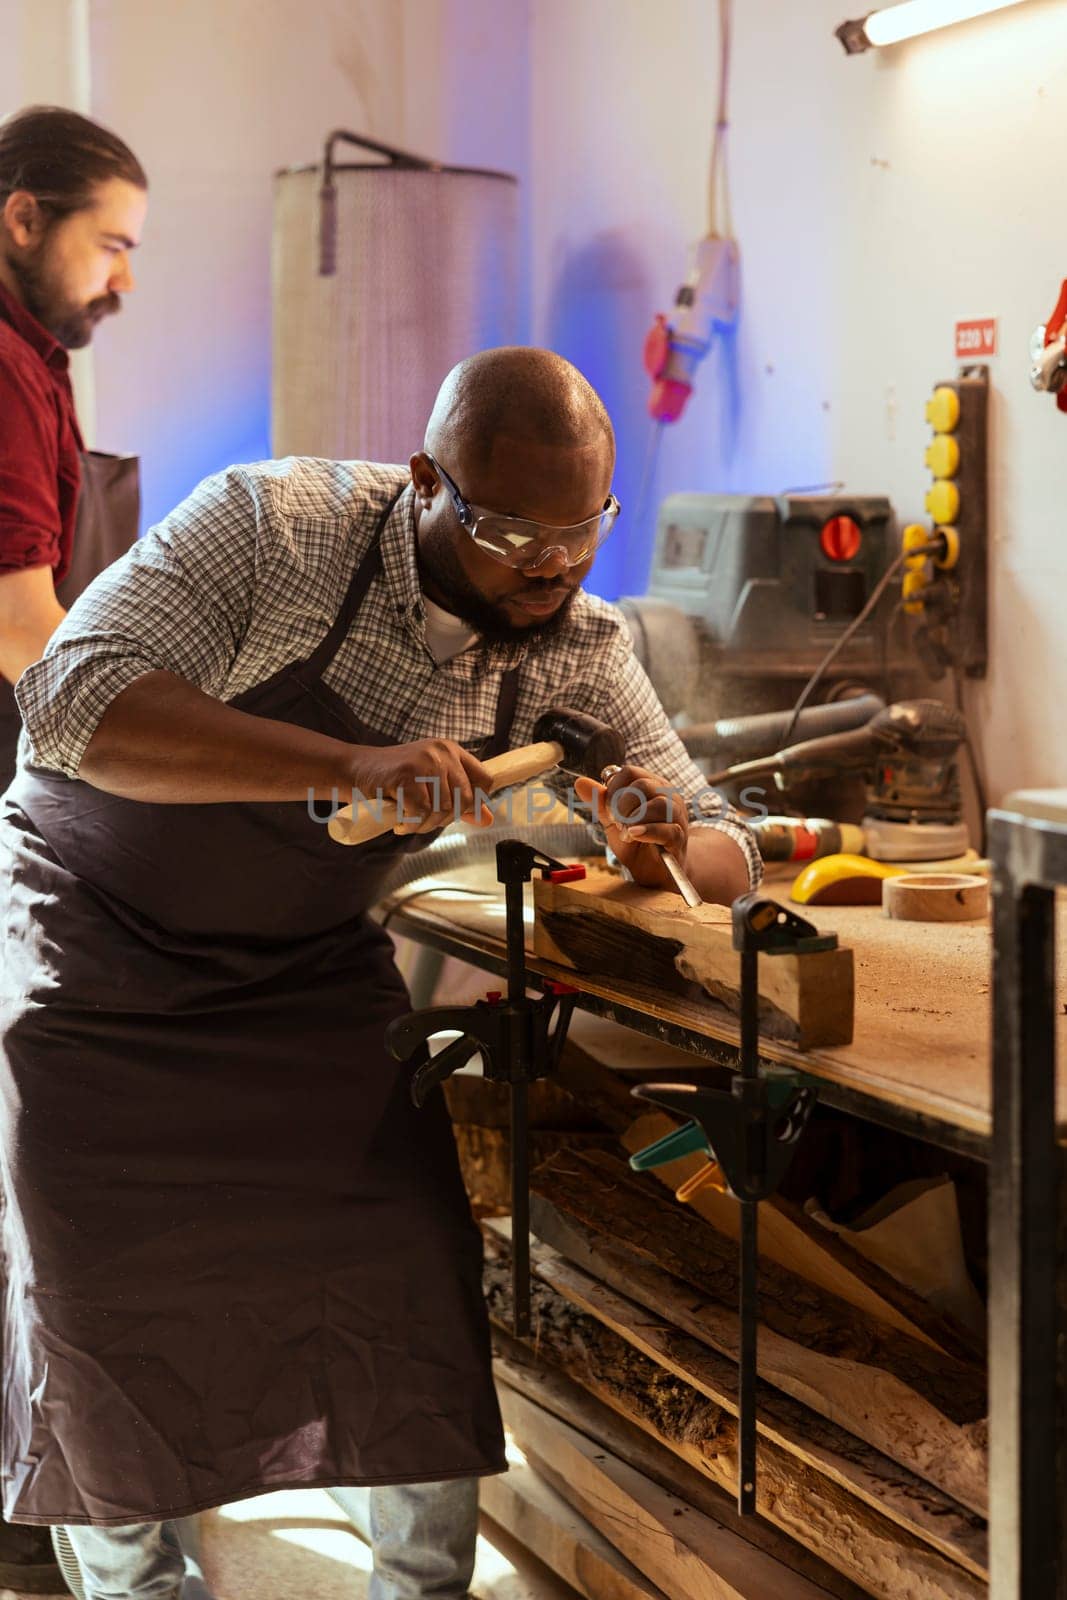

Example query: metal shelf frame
[988,806,1067,1600]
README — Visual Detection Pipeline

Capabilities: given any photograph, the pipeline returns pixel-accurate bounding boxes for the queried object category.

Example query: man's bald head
[424,346,614,474]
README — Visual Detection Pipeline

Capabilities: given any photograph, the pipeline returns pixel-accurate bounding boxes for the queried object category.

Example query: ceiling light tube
[836,0,1029,53]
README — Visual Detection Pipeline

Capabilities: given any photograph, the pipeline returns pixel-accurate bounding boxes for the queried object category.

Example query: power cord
[778,536,946,749]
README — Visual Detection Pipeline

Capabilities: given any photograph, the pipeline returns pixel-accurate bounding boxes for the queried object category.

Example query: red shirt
[0,280,83,585]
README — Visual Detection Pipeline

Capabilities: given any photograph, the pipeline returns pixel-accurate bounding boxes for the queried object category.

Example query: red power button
[820,516,862,562]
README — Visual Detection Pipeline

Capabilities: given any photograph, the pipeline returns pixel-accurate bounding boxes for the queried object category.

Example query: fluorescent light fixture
[836,0,1029,53]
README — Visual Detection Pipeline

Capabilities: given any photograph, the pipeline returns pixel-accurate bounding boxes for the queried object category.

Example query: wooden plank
[493,1343,868,1600]
[480,1457,667,1600]
[530,1150,988,1516]
[498,1384,843,1600]
[533,867,854,1049]
[527,1243,987,1578]
[454,1124,615,1216]
[476,1514,587,1600]
[622,1108,984,1361]
[487,1250,984,1600]
[446,1073,600,1130]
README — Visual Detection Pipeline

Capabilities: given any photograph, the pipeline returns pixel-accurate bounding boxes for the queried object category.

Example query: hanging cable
[707,0,734,238]
[778,538,946,749]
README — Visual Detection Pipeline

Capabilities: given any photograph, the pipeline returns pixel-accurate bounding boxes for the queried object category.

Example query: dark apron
[0,487,512,1524]
[0,451,140,786]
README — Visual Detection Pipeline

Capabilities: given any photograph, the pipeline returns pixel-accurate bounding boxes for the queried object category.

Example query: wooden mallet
[327,706,626,846]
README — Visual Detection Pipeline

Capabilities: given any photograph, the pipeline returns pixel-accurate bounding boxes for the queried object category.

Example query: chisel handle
[327,739,564,846]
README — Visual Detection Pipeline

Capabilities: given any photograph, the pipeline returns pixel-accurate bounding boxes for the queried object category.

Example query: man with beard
[0,103,146,1595]
[0,104,147,784]
[3,346,759,1600]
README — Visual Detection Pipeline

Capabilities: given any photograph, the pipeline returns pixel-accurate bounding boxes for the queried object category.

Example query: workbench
[380,827,1067,1600]
[379,856,1067,1161]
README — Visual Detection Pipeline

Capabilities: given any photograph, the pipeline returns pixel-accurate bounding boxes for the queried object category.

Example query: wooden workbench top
[380,861,1067,1142]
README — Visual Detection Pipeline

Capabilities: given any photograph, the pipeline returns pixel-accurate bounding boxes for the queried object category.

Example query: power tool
[705,699,969,862]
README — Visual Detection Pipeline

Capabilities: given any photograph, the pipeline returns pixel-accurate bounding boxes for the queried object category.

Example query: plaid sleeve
[16,466,263,776]
[541,622,763,889]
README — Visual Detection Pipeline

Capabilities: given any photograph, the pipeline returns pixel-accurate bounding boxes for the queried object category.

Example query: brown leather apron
[0,486,511,1524]
[0,451,140,785]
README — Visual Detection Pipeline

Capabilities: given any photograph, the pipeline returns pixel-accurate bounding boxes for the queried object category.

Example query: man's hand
[575,763,753,906]
[575,764,689,891]
[348,739,495,834]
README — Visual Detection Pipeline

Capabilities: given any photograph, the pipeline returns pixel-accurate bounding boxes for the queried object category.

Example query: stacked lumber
[478,1136,988,1600]
[443,1071,616,1216]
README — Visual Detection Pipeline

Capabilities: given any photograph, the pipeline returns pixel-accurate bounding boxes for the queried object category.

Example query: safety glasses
[427,455,620,572]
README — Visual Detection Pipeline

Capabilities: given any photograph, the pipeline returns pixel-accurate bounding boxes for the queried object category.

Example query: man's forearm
[685,826,754,905]
[78,671,359,802]
[0,606,67,685]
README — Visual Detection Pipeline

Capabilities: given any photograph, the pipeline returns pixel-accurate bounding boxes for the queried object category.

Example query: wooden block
[529,1149,989,1517]
[480,1456,667,1600]
[498,1385,843,1600]
[533,868,854,1048]
[883,872,990,923]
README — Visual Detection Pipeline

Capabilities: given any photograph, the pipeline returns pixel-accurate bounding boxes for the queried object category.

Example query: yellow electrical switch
[926,386,961,432]
[925,479,960,525]
[934,525,960,569]
[902,568,927,614]
[925,434,960,478]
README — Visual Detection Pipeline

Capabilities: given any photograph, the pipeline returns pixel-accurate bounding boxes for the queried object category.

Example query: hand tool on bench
[384,839,584,1337]
[632,894,833,1516]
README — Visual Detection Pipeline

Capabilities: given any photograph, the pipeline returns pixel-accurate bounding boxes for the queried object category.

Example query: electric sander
[704,699,970,863]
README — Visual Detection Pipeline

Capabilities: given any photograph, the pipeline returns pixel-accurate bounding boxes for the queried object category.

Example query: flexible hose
[681,692,884,761]
[373,822,603,901]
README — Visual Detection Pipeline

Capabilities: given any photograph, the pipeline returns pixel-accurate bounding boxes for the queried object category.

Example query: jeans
[60,1478,479,1600]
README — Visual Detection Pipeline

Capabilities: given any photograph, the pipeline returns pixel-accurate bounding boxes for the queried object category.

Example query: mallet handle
[327,739,564,846]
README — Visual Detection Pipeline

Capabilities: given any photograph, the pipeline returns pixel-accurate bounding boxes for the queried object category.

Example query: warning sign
[955,318,998,359]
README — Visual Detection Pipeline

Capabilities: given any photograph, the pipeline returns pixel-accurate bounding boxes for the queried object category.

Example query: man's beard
[418,522,579,648]
[4,241,119,349]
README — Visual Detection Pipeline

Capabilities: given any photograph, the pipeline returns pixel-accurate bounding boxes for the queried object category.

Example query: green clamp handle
[628,1120,709,1172]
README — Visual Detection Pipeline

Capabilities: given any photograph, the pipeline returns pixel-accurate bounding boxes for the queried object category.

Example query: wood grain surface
[379,861,1067,1137]
[488,1251,984,1600]
[528,1149,988,1516]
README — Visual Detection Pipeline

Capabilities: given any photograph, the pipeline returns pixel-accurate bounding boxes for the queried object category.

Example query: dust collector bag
[272,165,518,464]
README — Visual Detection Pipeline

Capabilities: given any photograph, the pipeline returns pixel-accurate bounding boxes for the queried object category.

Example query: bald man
[1,348,759,1600]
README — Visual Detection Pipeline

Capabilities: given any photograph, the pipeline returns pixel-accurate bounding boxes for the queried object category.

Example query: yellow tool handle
[675,1162,727,1203]
[327,739,565,846]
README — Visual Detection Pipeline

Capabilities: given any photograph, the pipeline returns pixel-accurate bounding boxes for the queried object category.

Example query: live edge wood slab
[533,867,854,1050]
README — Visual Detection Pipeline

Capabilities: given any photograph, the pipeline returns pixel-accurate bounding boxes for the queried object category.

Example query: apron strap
[485,664,521,759]
[301,479,522,760]
[302,486,404,682]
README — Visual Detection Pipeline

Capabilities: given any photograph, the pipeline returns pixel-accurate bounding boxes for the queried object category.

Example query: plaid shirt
[16,458,761,885]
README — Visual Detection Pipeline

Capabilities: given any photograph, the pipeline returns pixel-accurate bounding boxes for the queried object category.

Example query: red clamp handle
[544,979,580,996]
[547,865,587,883]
